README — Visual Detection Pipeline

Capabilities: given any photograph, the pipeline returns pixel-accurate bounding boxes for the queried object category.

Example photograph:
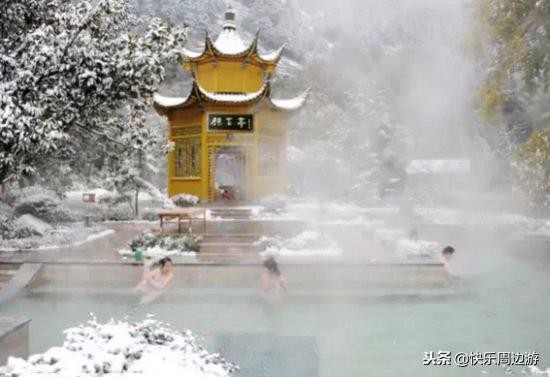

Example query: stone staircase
[208,207,255,220]
[198,233,262,262]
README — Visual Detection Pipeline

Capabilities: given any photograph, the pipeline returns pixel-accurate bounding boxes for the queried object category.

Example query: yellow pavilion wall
[167,108,204,199]
[191,60,265,93]
[166,102,291,202]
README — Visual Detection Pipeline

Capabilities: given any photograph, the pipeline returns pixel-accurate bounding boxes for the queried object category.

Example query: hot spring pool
[1,247,549,377]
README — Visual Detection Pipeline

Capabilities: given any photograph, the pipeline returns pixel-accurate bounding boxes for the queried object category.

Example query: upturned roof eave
[182,31,284,65]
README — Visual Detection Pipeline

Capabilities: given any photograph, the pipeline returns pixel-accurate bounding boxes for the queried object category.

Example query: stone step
[209,214,253,220]
[197,253,262,263]
[208,208,254,220]
[200,243,261,254]
[201,233,260,244]
[0,270,16,276]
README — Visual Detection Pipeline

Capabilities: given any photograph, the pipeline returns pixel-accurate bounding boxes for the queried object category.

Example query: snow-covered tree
[0,0,186,186]
[513,131,550,212]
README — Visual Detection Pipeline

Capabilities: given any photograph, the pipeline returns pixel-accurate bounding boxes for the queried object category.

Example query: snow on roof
[154,82,307,111]
[154,81,269,109]
[213,28,247,54]
[198,81,268,102]
[406,159,471,175]
[153,93,189,108]
[181,47,203,59]
[270,89,309,111]
[258,44,286,61]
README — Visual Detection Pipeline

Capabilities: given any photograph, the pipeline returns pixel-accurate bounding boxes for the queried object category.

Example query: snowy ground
[255,198,550,238]
[0,224,112,252]
[1,317,237,377]
[250,197,550,260]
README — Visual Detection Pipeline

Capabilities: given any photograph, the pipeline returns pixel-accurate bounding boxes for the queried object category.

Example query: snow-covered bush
[0,201,15,239]
[260,194,288,213]
[126,231,202,255]
[129,232,158,250]
[101,203,134,221]
[171,194,200,207]
[97,192,132,206]
[12,214,53,238]
[13,193,58,218]
[513,131,550,212]
[0,317,238,377]
[8,186,75,223]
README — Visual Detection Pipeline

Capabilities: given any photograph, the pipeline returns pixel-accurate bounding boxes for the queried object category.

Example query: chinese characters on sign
[208,114,253,132]
[423,351,540,367]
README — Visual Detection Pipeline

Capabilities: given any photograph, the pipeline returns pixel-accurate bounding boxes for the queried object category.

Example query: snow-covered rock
[258,230,342,257]
[0,317,238,377]
[12,214,53,238]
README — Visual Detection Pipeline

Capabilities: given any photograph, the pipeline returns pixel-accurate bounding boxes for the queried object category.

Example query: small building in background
[154,6,307,202]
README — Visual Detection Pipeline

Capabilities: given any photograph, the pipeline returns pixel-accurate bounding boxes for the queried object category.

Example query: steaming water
[2,244,550,377]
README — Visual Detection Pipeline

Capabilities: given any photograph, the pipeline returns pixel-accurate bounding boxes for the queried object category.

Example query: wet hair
[263,256,281,276]
[442,246,455,255]
[159,257,173,268]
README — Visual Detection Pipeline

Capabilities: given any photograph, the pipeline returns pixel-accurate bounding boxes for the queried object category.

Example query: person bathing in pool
[135,257,174,304]
[259,257,288,300]
[440,246,455,276]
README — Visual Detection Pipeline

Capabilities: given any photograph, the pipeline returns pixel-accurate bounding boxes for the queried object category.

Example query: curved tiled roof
[153,81,307,112]
[183,31,285,64]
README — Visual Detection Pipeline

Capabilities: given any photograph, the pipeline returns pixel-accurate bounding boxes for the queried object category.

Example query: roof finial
[223,4,236,30]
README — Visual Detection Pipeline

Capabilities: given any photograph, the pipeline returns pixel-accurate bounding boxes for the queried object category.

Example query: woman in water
[440,246,455,276]
[136,257,174,304]
[259,257,287,300]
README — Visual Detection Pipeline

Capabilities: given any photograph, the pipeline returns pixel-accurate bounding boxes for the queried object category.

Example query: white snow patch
[198,82,267,102]
[270,90,308,110]
[35,229,115,251]
[258,44,285,61]
[153,93,189,108]
[182,47,204,58]
[214,29,247,54]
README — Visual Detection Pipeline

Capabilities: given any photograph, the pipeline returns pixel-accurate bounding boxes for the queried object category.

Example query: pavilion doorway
[214,146,247,201]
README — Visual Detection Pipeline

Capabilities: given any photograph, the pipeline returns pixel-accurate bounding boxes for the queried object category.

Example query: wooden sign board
[208,114,253,132]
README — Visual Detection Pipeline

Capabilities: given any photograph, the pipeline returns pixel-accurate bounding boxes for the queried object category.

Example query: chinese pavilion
[154,6,307,202]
